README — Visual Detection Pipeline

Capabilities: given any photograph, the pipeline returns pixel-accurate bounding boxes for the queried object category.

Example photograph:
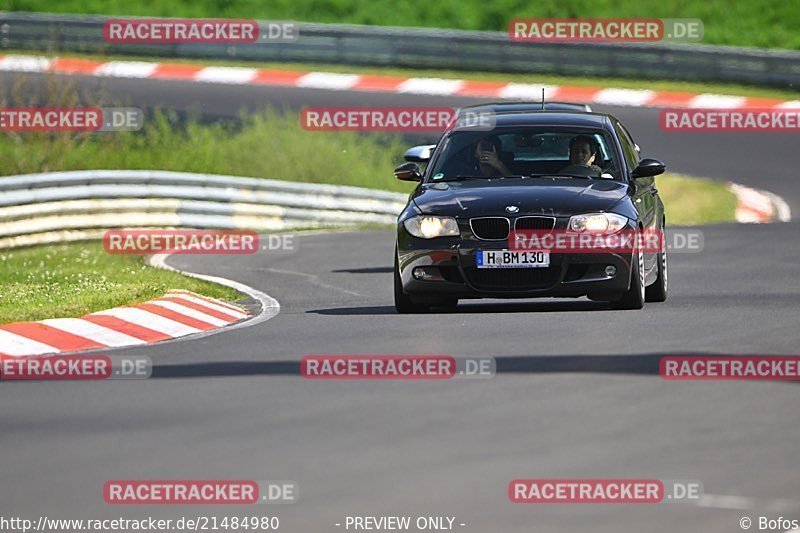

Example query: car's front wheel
[645,231,668,302]
[611,247,645,310]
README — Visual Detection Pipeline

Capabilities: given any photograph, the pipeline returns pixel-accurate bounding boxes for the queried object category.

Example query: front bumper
[397,225,634,300]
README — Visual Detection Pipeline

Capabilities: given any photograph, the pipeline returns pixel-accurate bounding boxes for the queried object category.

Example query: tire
[645,231,668,302]
[394,250,430,314]
[611,246,645,310]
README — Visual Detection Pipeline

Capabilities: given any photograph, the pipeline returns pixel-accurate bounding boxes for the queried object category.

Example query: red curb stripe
[0,323,105,352]
[135,303,218,330]
[456,80,508,97]
[645,91,698,108]
[151,63,205,79]
[742,97,788,108]
[151,297,239,323]
[49,57,105,75]
[352,74,406,92]
[251,69,307,85]
[80,315,170,343]
[553,86,604,102]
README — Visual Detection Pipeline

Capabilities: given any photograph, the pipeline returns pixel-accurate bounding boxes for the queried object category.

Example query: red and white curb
[2,54,800,110]
[0,290,250,358]
[728,182,792,224]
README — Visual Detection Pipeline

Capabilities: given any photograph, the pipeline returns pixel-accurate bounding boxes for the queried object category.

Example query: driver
[559,135,602,177]
[474,135,512,177]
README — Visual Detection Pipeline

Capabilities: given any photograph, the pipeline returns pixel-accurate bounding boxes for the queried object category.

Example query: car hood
[412,178,629,217]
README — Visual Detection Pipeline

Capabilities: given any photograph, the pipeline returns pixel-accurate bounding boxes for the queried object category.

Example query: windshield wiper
[524,173,596,179]
[435,175,524,182]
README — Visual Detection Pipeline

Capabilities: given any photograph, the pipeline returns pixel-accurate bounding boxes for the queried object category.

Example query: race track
[1,70,799,533]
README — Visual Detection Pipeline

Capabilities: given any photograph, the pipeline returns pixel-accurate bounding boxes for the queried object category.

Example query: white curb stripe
[689,94,747,109]
[148,300,231,327]
[40,318,146,347]
[593,88,655,106]
[0,329,59,356]
[296,72,360,90]
[397,78,464,95]
[498,83,558,100]
[94,61,158,78]
[93,307,202,337]
[0,55,52,72]
[195,66,259,84]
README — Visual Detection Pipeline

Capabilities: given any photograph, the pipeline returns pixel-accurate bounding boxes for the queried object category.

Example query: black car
[393,108,668,312]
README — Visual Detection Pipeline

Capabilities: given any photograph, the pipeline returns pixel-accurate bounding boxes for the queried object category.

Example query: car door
[615,121,658,274]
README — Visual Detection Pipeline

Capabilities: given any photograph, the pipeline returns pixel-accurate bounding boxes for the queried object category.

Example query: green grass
[4,0,800,50]
[0,242,243,323]
[0,108,411,191]
[658,173,737,226]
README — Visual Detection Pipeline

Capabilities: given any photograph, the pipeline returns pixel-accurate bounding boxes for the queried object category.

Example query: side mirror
[394,162,423,182]
[632,158,665,178]
[403,144,436,163]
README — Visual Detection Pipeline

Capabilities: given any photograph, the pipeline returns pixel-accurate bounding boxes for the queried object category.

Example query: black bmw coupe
[393,105,668,312]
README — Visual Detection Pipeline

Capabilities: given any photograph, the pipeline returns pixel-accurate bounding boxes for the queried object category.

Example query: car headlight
[568,213,628,234]
[403,215,460,239]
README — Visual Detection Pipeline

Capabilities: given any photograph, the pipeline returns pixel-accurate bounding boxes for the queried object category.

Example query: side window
[615,122,639,175]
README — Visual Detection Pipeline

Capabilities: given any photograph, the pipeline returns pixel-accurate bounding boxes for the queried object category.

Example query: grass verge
[658,174,738,226]
[5,1,800,50]
[0,242,243,323]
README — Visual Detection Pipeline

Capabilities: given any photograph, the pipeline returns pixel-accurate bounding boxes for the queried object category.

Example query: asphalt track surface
[1,71,799,532]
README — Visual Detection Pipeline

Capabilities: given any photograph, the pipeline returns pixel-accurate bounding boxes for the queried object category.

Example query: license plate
[476,250,550,269]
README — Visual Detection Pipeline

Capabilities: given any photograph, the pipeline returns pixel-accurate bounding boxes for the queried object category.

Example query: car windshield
[427,127,621,182]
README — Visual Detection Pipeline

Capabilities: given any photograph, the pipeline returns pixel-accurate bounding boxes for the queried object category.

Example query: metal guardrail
[0,170,407,249]
[2,12,800,89]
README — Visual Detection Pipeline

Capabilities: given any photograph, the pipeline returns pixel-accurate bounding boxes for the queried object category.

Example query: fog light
[605,265,617,277]
[412,267,442,281]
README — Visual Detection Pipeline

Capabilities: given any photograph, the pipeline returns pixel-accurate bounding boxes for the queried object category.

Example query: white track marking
[149,254,281,340]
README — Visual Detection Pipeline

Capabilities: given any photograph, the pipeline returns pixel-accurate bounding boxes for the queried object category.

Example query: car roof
[450,110,616,131]
[460,101,592,113]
